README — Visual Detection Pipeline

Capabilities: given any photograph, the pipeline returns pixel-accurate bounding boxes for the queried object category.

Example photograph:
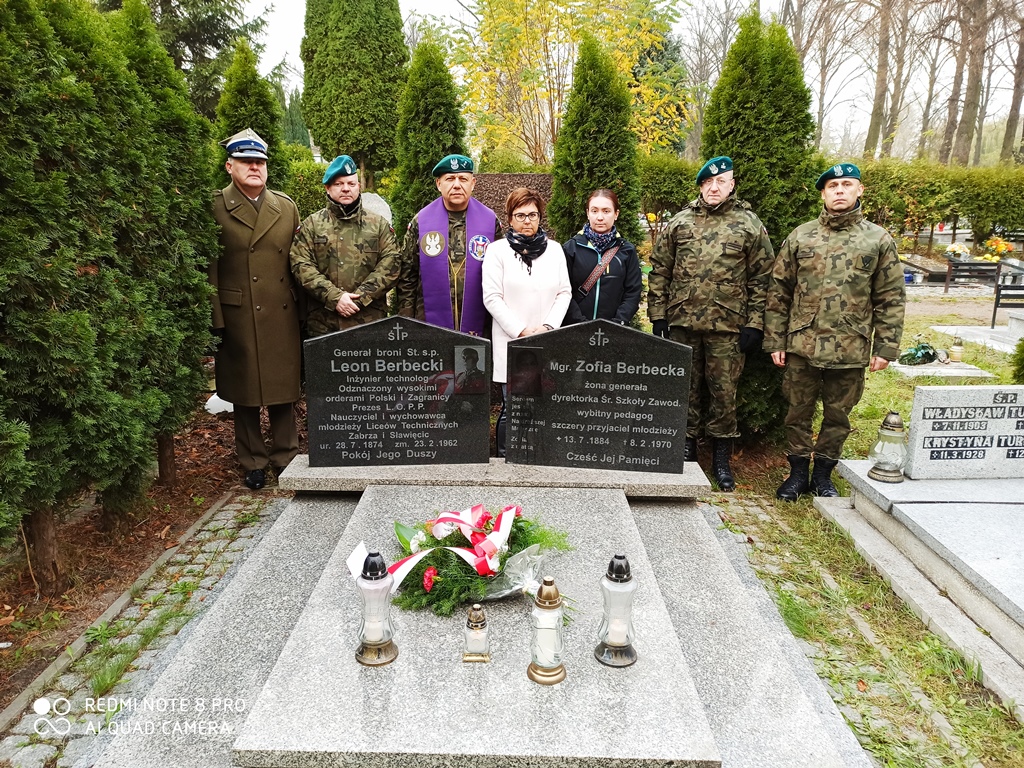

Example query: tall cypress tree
[700,11,818,439]
[214,39,286,189]
[548,35,641,244]
[109,0,218,487]
[301,0,408,189]
[700,11,818,245]
[391,42,467,234]
[283,88,310,148]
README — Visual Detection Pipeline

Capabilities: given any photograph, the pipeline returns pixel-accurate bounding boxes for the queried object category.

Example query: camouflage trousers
[669,328,743,439]
[782,354,865,460]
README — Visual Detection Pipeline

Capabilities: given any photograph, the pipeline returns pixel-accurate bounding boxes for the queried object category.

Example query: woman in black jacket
[562,189,643,325]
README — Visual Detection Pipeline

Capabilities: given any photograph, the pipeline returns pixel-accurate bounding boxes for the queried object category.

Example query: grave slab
[634,501,864,768]
[931,326,1020,354]
[815,498,1024,724]
[890,502,1024,630]
[234,486,720,767]
[838,460,1024,512]
[903,384,1024,479]
[890,361,995,379]
[92,496,358,768]
[279,454,712,498]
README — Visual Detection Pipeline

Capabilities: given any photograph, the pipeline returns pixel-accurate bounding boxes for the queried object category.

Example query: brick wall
[474,173,555,235]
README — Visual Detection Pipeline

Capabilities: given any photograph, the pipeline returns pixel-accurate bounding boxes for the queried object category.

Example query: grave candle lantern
[594,554,638,667]
[867,411,909,484]
[355,551,399,666]
[527,576,566,685]
[463,603,491,663]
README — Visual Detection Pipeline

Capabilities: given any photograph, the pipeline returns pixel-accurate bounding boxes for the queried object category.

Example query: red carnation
[423,566,438,592]
[477,510,493,528]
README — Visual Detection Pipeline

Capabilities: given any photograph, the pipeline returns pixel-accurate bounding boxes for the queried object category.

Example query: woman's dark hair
[505,187,547,222]
[587,188,619,212]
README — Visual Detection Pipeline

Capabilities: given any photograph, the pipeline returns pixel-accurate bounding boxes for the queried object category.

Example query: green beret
[323,155,358,185]
[432,154,474,177]
[697,156,732,184]
[816,162,861,190]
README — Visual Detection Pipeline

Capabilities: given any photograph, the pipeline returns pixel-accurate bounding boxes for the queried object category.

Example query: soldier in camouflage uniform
[648,156,774,490]
[290,155,401,337]
[765,163,905,500]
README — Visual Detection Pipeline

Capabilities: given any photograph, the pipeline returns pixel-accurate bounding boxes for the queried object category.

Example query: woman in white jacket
[483,187,571,457]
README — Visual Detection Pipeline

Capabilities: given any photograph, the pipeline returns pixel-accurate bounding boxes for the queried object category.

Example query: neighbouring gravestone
[305,317,491,467]
[505,320,691,473]
[904,384,1024,479]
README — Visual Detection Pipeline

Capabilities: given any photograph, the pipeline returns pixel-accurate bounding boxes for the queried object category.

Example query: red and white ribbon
[386,504,521,593]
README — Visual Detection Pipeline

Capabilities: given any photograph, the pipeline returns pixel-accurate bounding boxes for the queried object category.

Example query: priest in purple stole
[396,154,503,336]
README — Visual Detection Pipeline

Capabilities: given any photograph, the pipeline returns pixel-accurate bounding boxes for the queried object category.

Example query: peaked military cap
[816,162,861,190]
[697,156,733,184]
[220,128,268,160]
[432,154,475,177]
[323,155,358,185]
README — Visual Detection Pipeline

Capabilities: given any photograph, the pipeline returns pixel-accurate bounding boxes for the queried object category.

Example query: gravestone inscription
[304,317,491,467]
[505,320,691,473]
[904,384,1024,479]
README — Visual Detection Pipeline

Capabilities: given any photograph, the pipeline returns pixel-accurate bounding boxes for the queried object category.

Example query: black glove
[652,319,669,338]
[738,326,764,353]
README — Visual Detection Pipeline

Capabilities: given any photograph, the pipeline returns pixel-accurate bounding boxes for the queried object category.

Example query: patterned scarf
[583,223,618,254]
[504,228,548,275]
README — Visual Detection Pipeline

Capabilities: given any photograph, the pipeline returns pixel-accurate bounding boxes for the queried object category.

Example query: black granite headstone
[304,317,491,467]
[505,321,691,473]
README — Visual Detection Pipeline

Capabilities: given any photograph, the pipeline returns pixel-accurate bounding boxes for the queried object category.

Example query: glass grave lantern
[355,551,399,666]
[594,554,638,667]
[867,411,909,484]
[463,603,491,663]
[527,576,566,685]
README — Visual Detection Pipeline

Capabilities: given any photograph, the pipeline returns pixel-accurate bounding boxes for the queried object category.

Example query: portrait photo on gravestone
[505,320,692,473]
[303,317,492,467]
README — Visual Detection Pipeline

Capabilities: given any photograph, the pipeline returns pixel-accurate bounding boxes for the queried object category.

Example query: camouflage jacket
[647,195,774,333]
[764,206,905,369]
[289,197,401,336]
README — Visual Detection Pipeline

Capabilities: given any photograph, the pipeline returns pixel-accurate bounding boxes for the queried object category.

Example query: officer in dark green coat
[648,157,775,490]
[210,129,302,491]
[766,163,905,500]
[290,155,402,336]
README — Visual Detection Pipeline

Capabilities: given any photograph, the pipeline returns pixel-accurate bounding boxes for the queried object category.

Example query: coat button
[252,276,258,282]
[283,304,288,309]
[256,305,262,311]
[250,247,255,252]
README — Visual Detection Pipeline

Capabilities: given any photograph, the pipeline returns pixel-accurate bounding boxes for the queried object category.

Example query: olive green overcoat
[210,182,302,406]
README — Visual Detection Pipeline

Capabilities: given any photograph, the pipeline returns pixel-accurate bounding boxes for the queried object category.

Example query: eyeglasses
[512,212,540,222]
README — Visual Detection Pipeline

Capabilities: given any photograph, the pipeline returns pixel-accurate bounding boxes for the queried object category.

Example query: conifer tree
[700,10,819,438]
[700,10,818,245]
[215,39,286,189]
[548,35,641,244]
[391,42,467,234]
[110,0,218,487]
[301,0,408,188]
[283,88,310,148]
[0,0,178,590]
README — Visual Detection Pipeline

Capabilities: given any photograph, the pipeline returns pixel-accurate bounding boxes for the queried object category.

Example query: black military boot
[684,436,698,463]
[775,455,810,501]
[711,438,735,491]
[810,457,839,497]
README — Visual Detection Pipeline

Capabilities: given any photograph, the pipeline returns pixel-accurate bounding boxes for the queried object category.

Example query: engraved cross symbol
[591,329,608,346]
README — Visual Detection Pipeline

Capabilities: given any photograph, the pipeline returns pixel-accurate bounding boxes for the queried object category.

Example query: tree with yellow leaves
[452,0,688,164]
